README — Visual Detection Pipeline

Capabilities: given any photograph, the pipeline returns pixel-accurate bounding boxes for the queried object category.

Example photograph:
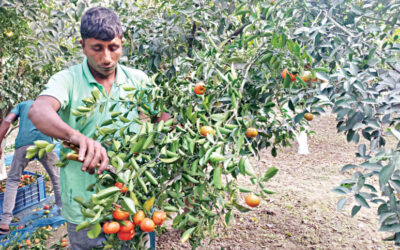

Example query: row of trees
[1,0,400,247]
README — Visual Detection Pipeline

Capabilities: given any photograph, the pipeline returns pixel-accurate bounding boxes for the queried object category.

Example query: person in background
[0,100,62,235]
[28,7,170,249]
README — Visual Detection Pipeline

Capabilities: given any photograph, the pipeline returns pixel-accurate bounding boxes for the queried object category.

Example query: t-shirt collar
[82,57,127,87]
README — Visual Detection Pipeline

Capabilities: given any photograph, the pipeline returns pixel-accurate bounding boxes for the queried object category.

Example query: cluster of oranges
[103,207,167,241]
[0,174,36,193]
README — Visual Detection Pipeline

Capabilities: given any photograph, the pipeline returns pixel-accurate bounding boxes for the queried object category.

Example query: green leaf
[331,187,350,195]
[87,223,101,239]
[379,223,400,232]
[144,196,155,212]
[210,113,229,122]
[121,197,136,214]
[355,194,370,208]
[213,166,222,189]
[210,152,225,163]
[351,205,361,217]
[387,128,400,141]
[283,73,291,88]
[263,167,278,182]
[234,203,250,212]
[160,157,180,163]
[379,163,394,188]
[340,164,358,173]
[337,198,348,211]
[225,210,232,225]
[181,227,196,243]
[244,158,256,177]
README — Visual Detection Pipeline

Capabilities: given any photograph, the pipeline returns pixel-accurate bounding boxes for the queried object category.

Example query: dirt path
[21,111,395,249]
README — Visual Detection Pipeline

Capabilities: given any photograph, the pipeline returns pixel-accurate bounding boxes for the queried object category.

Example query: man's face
[81,37,122,78]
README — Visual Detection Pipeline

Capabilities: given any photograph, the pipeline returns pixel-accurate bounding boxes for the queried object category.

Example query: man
[29,7,169,249]
[0,100,62,235]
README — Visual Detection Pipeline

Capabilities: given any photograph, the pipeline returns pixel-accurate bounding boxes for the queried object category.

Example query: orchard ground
[10,110,394,249]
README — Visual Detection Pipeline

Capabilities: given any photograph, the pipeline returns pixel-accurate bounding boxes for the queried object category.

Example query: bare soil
[20,111,396,249]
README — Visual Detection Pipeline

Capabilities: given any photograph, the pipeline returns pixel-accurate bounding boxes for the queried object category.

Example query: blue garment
[10,100,52,149]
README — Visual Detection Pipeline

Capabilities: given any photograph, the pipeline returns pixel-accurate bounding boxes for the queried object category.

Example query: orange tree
[279,0,400,246]
[0,0,80,122]
[39,0,327,248]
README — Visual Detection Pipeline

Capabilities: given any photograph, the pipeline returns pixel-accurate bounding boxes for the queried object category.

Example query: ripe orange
[133,210,145,225]
[152,211,167,226]
[25,240,31,246]
[140,218,155,232]
[113,207,129,221]
[60,242,67,247]
[304,112,314,121]
[281,68,296,82]
[103,221,120,234]
[118,229,135,241]
[245,194,260,207]
[200,126,215,137]
[246,128,258,138]
[115,182,128,193]
[34,238,40,244]
[194,82,206,95]
[119,220,134,233]
[61,238,67,243]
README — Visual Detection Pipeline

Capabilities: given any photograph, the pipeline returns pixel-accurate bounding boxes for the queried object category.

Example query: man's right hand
[68,132,109,175]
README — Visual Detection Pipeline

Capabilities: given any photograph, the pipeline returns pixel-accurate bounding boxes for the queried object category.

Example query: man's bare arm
[0,113,17,159]
[29,96,109,174]
[29,96,75,141]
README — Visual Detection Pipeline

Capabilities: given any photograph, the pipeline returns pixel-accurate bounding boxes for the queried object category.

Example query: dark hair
[80,7,123,41]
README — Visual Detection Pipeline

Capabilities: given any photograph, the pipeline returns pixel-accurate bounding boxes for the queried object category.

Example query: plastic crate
[0,171,46,214]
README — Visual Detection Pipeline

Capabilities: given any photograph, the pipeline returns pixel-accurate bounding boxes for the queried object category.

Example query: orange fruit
[25,240,31,246]
[245,194,260,207]
[194,82,206,95]
[300,71,313,82]
[103,221,120,234]
[200,126,215,137]
[115,182,128,193]
[61,238,67,243]
[119,220,134,233]
[304,112,314,121]
[152,211,167,226]
[34,238,40,244]
[281,68,296,82]
[246,128,258,138]
[118,229,135,241]
[113,207,129,221]
[133,210,145,225]
[60,242,67,247]
[140,218,155,232]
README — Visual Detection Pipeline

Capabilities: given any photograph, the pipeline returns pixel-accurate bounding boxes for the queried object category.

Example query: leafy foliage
[4,0,400,248]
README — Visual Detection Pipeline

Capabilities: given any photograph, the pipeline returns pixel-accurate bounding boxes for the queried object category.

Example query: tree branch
[187,22,197,57]
[387,62,400,74]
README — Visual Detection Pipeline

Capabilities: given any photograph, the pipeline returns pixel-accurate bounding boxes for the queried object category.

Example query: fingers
[69,132,109,175]
[97,147,109,175]
[81,138,93,172]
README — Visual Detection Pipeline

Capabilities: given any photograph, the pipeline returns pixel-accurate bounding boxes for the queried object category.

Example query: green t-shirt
[40,58,150,224]
[11,100,53,149]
